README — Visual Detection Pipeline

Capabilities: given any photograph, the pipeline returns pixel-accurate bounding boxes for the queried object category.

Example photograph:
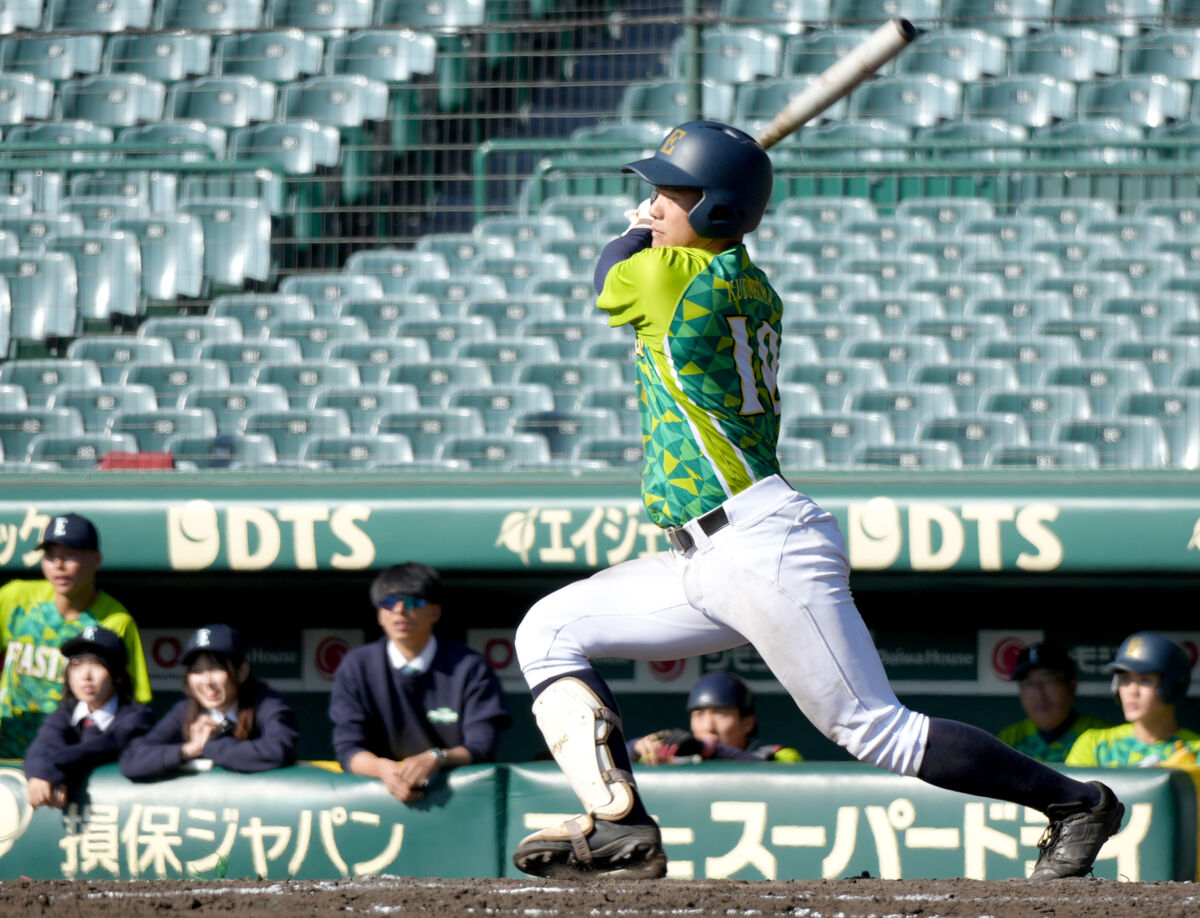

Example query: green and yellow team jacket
[1065,723,1200,767]
[996,712,1112,763]
[0,579,151,758]
[598,244,784,527]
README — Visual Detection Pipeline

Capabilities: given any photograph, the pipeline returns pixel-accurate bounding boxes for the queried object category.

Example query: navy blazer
[24,699,155,785]
[119,685,299,781]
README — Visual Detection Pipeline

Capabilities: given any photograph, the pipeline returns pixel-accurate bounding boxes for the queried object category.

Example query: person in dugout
[1066,631,1200,768]
[628,672,802,764]
[120,624,298,780]
[23,624,155,808]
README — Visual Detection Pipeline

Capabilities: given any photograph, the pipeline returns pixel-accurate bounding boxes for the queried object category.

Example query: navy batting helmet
[1103,631,1192,704]
[687,672,755,716]
[622,120,773,238]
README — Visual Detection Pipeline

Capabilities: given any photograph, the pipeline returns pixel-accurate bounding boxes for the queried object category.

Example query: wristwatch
[428,747,447,768]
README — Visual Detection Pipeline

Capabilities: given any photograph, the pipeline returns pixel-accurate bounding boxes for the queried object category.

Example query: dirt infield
[1,875,1198,917]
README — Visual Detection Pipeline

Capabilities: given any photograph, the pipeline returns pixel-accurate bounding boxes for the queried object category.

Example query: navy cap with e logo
[38,513,100,551]
[181,624,246,667]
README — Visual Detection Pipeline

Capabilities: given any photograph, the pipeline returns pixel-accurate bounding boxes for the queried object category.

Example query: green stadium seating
[409,276,508,311]
[781,412,895,465]
[109,406,217,453]
[45,231,142,325]
[963,253,1063,295]
[512,409,623,459]
[115,216,206,301]
[843,336,954,384]
[104,33,211,83]
[0,35,103,83]
[963,76,1075,128]
[543,195,635,238]
[66,336,172,383]
[980,386,1093,443]
[849,442,964,470]
[1100,294,1199,336]
[58,74,166,129]
[0,358,101,407]
[211,293,313,336]
[1035,316,1140,359]
[344,248,451,297]
[1118,390,1200,468]
[386,359,492,409]
[783,29,873,75]
[300,433,413,469]
[520,317,623,360]
[253,360,362,408]
[516,360,625,413]
[278,74,389,128]
[445,383,556,434]
[668,25,783,82]
[461,295,566,337]
[311,383,422,433]
[849,75,962,128]
[910,361,1022,413]
[266,316,369,360]
[438,433,552,470]
[776,278,883,318]
[61,196,150,230]
[0,0,44,32]
[918,414,1031,466]
[618,78,737,126]
[393,316,495,360]
[1054,417,1170,469]
[243,407,351,460]
[167,75,276,128]
[0,385,26,409]
[325,339,432,385]
[165,432,277,469]
[336,297,440,334]
[969,294,1074,337]
[842,254,936,294]
[1011,28,1121,80]
[121,360,231,401]
[903,237,1006,275]
[1055,0,1164,37]
[579,387,640,437]
[119,120,227,160]
[326,29,437,84]
[0,73,53,124]
[896,29,1008,81]
[781,236,878,275]
[196,339,301,384]
[279,273,383,310]
[984,443,1101,468]
[27,432,138,469]
[178,383,290,433]
[1125,30,1200,80]
[1044,360,1156,414]
[916,119,1030,165]
[1106,338,1200,388]
[0,407,83,459]
[179,199,272,289]
[573,435,645,469]
[780,358,888,412]
[157,0,263,30]
[415,233,514,266]
[847,385,959,442]
[375,407,485,459]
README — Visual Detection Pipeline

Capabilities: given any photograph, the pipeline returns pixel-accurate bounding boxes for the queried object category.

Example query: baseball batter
[512,121,1125,880]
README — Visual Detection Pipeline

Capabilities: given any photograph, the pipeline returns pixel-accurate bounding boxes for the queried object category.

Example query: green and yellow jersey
[0,579,151,758]
[598,244,783,526]
[1065,723,1200,767]
[996,712,1112,763]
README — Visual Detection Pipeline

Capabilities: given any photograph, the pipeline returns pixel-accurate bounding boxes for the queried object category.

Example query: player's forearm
[594,229,650,294]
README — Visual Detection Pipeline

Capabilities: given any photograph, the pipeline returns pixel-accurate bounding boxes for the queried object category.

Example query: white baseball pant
[515,474,930,777]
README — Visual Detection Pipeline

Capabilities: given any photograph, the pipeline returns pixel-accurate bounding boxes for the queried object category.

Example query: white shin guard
[532,677,635,821]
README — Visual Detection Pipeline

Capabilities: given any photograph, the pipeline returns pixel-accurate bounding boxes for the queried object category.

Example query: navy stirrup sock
[917,718,1102,814]
[532,668,654,826]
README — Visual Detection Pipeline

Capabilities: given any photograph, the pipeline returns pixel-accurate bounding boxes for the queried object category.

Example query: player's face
[1117,671,1167,723]
[186,655,240,710]
[66,655,115,709]
[690,705,755,750]
[41,544,101,601]
[1017,668,1076,732]
[649,187,706,249]
[377,596,442,651]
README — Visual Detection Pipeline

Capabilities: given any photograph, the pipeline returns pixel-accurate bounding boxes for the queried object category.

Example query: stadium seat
[344,249,451,297]
[512,409,624,459]
[179,199,272,289]
[178,383,290,433]
[1135,199,1200,232]
[0,214,85,252]
[669,25,783,82]
[469,254,573,297]
[1085,216,1177,254]
[446,383,556,434]
[910,361,1022,412]
[580,386,641,437]
[311,383,421,433]
[775,437,826,470]
[896,28,1008,81]
[979,333,1089,390]
[722,0,829,32]
[0,35,103,83]
[409,276,509,310]
[573,435,645,469]
[904,237,1006,276]
[337,297,439,333]
[777,382,823,422]
[45,231,141,326]
[266,316,369,360]
[567,121,663,160]
[618,78,737,126]
[520,317,623,361]
[61,195,149,230]
[964,216,1058,253]
[113,215,205,301]
[776,278,882,318]
[121,360,231,401]
[157,0,263,30]
[57,74,165,129]
[0,73,53,124]
[66,336,171,384]
[461,295,566,337]
[906,276,1007,310]
[780,358,889,412]
[945,0,1051,36]
[211,293,313,337]
[910,316,1008,360]
[1078,77,1191,130]
[438,433,552,470]
[214,31,324,84]
[848,441,964,469]
[0,359,101,407]
[1118,389,1200,468]
[27,432,139,469]
[243,407,351,461]
[1106,337,1200,388]
[963,253,1063,295]
[963,76,1075,128]
[1100,294,1199,336]
[103,33,211,83]
[279,273,383,310]
[1055,0,1165,37]
[848,75,962,128]
[196,339,302,384]
[1034,316,1140,359]
[781,315,882,359]
[1011,28,1121,80]
[253,360,361,408]
[984,443,1101,468]
[969,294,1074,336]
[228,119,340,183]
[167,76,276,128]
[1036,274,1135,311]
[166,432,277,469]
[581,339,637,383]
[1030,239,1107,276]
[278,74,389,128]
[541,237,606,268]
[415,233,514,266]
[386,360,492,409]
[895,197,996,233]
[842,254,937,293]
[783,28,874,75]
[0,254,76,348]
[109,407,217,453]
[393,316,496,360]
[779,236,877,276]
[0,0,44,33]
[0,384,25,409]
[516,360,625,413]
[472,215,574,246]
[1124,29,1200,79]
[325,338,432,385]
[843,336,952,384]
[980,386,1093,442]
[791,120,912,165]
[375,407,485,459]
[119,120,227,161]
[1044,360,1156,414]
[1054,416,1170,468]
[847,385,959,442]
[915,119,1030,163]
[830,0,941,23]
[300,433,413,469]
[0,407,83,459]
[542,196,635,239]
[781,412,895,465]
[326,29,437,84]
[918,414,1030,466]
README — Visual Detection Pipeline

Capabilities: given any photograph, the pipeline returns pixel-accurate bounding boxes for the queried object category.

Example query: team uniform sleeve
[97,610,152,704]
[596,247,705,343]
[458,657,511,764]
[202,691,299,773]
[119,701,189,781]
[1063,729,1102,767]
[329,652,374,770]
[593,229,650,293]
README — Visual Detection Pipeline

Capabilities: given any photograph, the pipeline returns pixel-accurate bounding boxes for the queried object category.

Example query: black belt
[665,506,730,553]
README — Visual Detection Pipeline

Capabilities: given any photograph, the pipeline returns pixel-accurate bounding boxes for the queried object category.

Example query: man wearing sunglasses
[329,562,511,803]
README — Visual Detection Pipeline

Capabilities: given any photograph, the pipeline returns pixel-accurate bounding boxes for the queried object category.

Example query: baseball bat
[754,18,918,151]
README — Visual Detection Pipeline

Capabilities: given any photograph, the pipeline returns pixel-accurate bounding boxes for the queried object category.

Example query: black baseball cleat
[1030,781,1125,880]
[513,814,667,879]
